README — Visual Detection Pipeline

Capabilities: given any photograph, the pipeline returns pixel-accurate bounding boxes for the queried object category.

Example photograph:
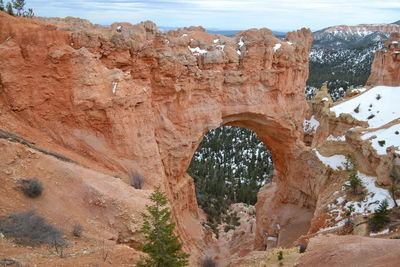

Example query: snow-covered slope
[331,86,400,154]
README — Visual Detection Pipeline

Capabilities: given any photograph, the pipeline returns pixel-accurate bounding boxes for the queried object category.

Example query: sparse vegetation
[222,211,240,233]
[2,0,34,17]
[129,172,144,189]
[376,94,381,100]
[72,223,83,237]
[389,169,399,207]
[345,171,364,195]
[299,244,307,253]
[353,104,360,113]
[378,140,386,147]
[138,187,189,267]
[18,177,43,198]
[201,256,216,267]
[277,250,283,261]
[0,210,67,248]
[369,199,391,232]
[367,114,375,120]
[344,155,356,171]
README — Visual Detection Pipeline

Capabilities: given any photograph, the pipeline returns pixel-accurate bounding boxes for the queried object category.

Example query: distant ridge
[159,26,286,37]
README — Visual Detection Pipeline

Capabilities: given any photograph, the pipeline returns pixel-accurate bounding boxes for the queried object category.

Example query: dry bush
[18,178,43,198]
[129,172,144,189]
[201,256,216,267]
[72,223,83,237]
[0,210,67,248]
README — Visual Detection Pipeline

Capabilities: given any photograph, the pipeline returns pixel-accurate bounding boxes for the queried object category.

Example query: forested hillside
[187,126,273,226]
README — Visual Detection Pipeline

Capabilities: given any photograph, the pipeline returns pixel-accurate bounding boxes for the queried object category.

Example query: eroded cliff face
[367,32,400,87]
[0,12,338,263]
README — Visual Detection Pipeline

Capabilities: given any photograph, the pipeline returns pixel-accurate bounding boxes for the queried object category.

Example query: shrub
[277,250,283,261]
[0,210,67,247]
[345,172,363,195]
[18,178,43,198]
[376,94,381,100]
[367,114,375,120]
[201,256,216,267]
[353,104,360,113]
[299,244,307,253]
[129,172,144,189]
[344,155,356,171]
[369,199,391,232]
[72,223,83,237]
[378,140,386,147]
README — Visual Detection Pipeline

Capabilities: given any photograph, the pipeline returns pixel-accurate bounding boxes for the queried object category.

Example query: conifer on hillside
[138,187,189,267]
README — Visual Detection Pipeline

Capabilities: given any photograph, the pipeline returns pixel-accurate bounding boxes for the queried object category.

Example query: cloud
[27,0,400,31]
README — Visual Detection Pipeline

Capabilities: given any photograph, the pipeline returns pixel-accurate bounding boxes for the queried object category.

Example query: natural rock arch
[0,13,325,255]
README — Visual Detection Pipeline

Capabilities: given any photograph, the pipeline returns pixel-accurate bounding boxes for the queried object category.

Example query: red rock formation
[298,235,400,267]
[367,32,400,86]
[0,12,325,262]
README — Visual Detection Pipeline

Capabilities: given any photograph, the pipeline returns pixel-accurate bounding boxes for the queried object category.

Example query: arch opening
[187,125,274,234]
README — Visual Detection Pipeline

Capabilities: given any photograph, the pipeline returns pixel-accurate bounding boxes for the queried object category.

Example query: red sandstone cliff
[0,12,317,264]
[3,11,398,267]
[367,32,400,86]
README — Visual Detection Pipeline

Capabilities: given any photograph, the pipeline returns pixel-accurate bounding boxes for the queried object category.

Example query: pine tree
[11,0,25,16]
[6,2,13,15]
[346,171,363,194]
[138,187,189,267]
[368,199,391,232]
[0,0,4,11]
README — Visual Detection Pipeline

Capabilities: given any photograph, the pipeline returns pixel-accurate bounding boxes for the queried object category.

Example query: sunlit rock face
[367,32,400,87]
[0,12,322,258]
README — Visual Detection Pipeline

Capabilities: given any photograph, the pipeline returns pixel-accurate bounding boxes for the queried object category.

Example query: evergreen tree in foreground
[138,187,189,267]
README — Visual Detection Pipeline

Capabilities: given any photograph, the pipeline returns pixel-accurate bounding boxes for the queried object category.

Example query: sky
[25,0,400,31]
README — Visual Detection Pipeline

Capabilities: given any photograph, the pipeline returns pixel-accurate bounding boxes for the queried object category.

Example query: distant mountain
[313,24,399,49]
[392,20,400,25]
[307,22,399,100]
[206,29,286,38]
[159,26,286,37]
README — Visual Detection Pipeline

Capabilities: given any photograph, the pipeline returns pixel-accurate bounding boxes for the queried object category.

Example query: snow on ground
[327,135,346,141]
[188,46,208,55]
[362,124,400,155]
[344,172,395,213]
[238,37,244,47]
[314,150,347,171]
[369,228,389,236]
[319,172,395,233]
[303,115,320,133]
[330,86,400,129]
[330,86,400,155]
[273,43,281,52]
[351,87,367,94]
